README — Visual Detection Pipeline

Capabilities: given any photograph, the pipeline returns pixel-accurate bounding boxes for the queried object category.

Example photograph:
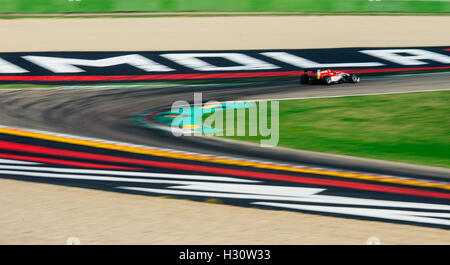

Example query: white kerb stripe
[0,165,257,183]
[0,158,40,165]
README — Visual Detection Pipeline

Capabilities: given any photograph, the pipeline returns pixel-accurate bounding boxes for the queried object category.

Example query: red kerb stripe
[0,140,449,199]
[0,152,141,170]
[0,66,449,81]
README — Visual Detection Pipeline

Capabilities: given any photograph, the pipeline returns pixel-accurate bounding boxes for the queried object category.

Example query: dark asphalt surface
[0,74,449,179]
[0,74,449,228]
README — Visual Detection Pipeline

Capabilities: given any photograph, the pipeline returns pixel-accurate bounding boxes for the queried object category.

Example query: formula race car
[300,69,360,85]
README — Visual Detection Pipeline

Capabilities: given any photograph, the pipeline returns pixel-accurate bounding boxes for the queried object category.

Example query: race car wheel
[350,74,360,83]
[300,74,309,84]
[323,76,332,85]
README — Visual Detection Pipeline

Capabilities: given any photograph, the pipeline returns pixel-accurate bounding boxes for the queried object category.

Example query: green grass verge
[210,91,450,168]
[0,84,59,89]
[0,0,449,13]
[1,12,450,19]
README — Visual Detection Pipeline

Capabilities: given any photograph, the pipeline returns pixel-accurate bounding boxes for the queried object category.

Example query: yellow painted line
[1,126,449,191]
[181,125,202,129]
[202,104,220,109]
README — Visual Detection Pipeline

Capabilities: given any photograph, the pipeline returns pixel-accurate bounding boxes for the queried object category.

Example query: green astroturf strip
[0,0,449,13]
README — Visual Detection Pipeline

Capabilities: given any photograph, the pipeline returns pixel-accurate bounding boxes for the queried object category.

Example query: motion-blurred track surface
[0,74,449,228]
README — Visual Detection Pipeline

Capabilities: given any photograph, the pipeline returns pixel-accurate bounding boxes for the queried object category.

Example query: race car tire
[350,74,360,83]
[323,76,332,85]
[300,74,310,84]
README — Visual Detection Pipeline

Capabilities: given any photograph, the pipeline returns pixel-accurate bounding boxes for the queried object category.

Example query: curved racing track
[0,74,449,229]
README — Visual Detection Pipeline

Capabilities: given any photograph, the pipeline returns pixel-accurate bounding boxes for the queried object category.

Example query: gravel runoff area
[0,16,449,244]
[1,16,450,52]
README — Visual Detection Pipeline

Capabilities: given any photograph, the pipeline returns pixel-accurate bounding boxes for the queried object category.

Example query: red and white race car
[300,68,360,85]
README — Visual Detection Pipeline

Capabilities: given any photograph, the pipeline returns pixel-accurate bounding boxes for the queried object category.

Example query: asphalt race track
[0,74,449,228]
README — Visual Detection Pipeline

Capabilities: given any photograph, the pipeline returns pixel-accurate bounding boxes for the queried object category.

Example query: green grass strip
[212,91,450,168]
[1,0,450,13]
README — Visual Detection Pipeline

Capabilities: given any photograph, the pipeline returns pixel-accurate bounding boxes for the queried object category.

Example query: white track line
[0,158,40,165]
[0,165,257,183]
[233,88,450,103]
[0,169,246,185]
[117,186,450,211]
[252,202,450,226]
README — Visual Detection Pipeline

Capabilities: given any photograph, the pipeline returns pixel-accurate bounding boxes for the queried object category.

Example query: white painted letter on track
[261,52,384,68]
[360,49,450,65]
[161,53,279,71]
[0,57,28,73]
[22,54,174,73]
